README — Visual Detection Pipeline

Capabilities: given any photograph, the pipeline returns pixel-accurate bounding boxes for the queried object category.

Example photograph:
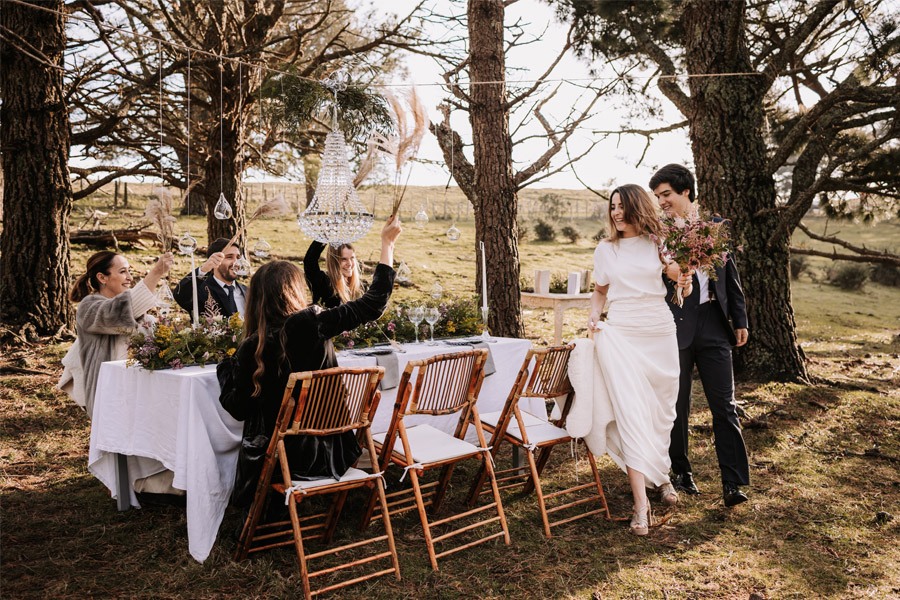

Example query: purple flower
[347,340,355,349]
[169,358,184,370]
[387,321,396,333]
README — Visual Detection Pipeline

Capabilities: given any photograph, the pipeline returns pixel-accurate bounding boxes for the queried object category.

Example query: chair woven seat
[233,366,400,599]
[468,345,612,538]
[362,348,510,572]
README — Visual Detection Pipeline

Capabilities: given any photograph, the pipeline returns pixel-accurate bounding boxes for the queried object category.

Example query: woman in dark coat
[219,216,401,507]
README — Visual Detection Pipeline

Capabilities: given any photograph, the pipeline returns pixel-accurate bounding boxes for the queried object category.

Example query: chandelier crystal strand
[298,70,373,247]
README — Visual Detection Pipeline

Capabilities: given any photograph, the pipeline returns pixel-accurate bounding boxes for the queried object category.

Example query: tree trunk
[683,0,808,381]
[0,0,74,338]
[467,0,524,338]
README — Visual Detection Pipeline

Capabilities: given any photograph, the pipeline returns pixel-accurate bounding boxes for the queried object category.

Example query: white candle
[190,254,199,326]
[480,241,488,310]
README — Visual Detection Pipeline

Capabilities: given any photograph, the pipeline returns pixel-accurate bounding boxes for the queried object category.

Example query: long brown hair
[325,243,363,303]
[70,251,119,302]
[243,261,308,396]
[607,184,665,242]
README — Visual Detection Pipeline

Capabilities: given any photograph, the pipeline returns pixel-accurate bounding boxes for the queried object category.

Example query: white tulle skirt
[592,297,679,487]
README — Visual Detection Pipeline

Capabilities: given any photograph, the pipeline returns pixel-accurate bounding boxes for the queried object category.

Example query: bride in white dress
[588,184,691,535]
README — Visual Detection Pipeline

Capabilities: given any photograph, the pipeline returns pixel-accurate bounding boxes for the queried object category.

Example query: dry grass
[2,189,899,598]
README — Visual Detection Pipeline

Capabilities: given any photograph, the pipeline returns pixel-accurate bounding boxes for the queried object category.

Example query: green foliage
[517,218,530,242]
[275,75,393,140]
[560,225,581,243]
[128,312,244,371]
[870,262,900,287]
[550,271,568,293]
[790,254,810,280]
[534,220,556,242]
[333,295,483,349]
[828,263,869,291]
[538,193,569,222]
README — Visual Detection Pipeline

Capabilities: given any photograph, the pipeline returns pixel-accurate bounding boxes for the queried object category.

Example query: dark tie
[223,284,237,316]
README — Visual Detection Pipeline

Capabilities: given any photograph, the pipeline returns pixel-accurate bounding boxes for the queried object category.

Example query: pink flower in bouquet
[660,212,732,306]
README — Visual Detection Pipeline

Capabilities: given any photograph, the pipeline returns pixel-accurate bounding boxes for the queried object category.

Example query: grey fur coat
[58,281,157,418]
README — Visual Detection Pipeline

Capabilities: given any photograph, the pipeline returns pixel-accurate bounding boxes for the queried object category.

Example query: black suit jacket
[664,253,748,349]
[173,269,248,317]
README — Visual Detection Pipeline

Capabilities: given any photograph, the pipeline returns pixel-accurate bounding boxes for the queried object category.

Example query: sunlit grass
[2,186,898,598]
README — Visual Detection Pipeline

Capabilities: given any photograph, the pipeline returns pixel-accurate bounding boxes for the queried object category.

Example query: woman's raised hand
[144,252,174,289]
[382,214,402,244]
[380,215,402,267]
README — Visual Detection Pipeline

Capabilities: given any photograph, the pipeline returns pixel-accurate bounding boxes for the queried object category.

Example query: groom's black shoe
[671,472,700,495]
[723,482,748,507]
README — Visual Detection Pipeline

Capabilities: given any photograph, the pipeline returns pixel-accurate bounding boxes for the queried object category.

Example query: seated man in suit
[173,238,247,318]
[650,164,750,508]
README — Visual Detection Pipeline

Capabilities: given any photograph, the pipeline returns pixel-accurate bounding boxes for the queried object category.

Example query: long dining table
[88,336,533,562]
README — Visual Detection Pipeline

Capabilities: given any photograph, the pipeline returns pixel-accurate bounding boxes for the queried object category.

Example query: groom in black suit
[651,164,750,507]
[173,238,248,318]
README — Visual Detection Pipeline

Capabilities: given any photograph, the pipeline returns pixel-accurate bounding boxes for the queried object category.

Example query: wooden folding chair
[234,366,400,599]
[361,348,510,571]
[467,345,611,538]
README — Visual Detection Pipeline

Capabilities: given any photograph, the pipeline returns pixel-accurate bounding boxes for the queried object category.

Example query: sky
[383,0,694,191]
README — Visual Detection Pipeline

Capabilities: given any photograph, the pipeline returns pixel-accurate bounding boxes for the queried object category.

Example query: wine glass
[424,307,440,345]
[408,305,425,344]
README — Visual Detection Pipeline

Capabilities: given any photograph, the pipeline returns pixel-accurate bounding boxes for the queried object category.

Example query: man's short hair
[649,164,696,202]
[207,238,231,258]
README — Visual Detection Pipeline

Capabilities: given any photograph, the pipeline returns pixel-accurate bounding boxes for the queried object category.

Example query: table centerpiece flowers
[128,298,243,370]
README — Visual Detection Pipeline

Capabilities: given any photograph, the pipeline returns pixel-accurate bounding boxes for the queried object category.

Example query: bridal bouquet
[128,298,243,370]
[657,212,732,306]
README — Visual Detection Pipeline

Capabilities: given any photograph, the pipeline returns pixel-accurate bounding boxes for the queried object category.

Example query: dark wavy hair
[649,164,696,202]
[242,261,309,396]
[70,251,119,302]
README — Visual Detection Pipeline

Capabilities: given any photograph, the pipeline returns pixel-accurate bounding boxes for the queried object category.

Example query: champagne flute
[409,305,425,344]
[424,307,440,345]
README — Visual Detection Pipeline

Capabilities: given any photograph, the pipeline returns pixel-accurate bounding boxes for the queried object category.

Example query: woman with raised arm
[303,240,366,308]
[58,250,173,419]
[219,216,401,507]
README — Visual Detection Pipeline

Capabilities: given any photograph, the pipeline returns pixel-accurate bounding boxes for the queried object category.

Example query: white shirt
[697,269,710,304]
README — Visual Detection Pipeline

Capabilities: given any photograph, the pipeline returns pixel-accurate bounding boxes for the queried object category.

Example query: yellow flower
[226,347,236,357]
[446,320,456,333]
[158,351,165,358]
[228,313,244,330]
[155,324,174,342]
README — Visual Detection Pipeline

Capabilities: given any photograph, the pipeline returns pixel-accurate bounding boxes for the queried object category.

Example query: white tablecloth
[88,337,532,563]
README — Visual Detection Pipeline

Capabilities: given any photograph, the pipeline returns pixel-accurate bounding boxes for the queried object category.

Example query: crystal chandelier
[298,71,374,247]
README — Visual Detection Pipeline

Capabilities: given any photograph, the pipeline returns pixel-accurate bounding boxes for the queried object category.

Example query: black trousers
[669,303,749,486]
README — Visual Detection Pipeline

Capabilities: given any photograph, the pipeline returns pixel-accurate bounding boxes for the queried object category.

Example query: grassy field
[2,188,899,598]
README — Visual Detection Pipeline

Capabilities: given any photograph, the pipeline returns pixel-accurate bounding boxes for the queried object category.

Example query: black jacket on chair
[218,263,396,507]
[173,270,247,318]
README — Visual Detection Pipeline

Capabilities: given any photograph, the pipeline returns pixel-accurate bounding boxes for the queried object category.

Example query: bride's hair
[606,184,664,241]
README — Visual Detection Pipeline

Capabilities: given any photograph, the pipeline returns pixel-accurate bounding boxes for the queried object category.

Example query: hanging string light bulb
[214,52,233,221]
[297,70,374,247]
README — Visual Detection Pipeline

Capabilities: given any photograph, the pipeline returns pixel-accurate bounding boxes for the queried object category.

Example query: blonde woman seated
[587,184,691,535]
[303,240,366,308]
